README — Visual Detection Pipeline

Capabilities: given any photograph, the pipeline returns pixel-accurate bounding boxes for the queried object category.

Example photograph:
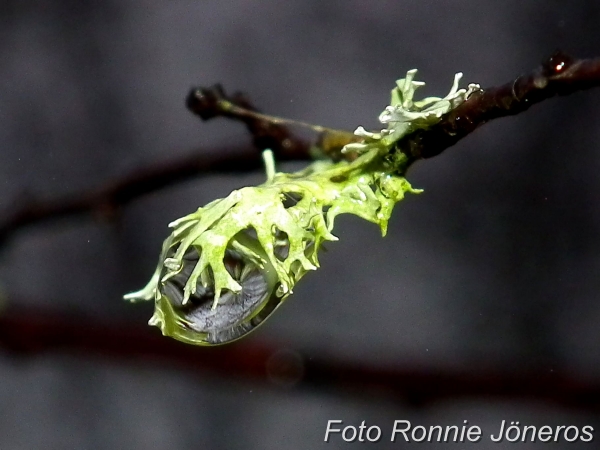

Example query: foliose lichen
[124,70,479,345]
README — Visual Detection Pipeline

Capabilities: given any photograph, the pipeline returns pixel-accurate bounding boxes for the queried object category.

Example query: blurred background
[0,0,599,448]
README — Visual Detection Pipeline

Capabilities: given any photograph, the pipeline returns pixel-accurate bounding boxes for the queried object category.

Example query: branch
[1,304,599,410]
[186,84,358,160]
[399,51,600,160]
[186,84,316,157]
[1,52,600,246]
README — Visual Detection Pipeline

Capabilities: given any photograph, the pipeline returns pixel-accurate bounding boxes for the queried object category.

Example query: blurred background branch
[1,303,599,411]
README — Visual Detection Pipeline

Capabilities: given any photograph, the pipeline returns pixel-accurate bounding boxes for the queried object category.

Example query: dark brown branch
[0,304,599,411]
[2,52,600,246]
[186,83,358,160]
[399,51,600,160]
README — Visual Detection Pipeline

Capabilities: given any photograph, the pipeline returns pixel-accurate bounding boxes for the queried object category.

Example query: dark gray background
[0,1,599,448]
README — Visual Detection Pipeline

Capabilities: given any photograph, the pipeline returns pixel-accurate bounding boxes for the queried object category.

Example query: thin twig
[186,84,315,157]
[186,83,359,160]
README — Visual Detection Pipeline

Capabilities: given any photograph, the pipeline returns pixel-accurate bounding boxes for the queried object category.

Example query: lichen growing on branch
[124,70,479,346]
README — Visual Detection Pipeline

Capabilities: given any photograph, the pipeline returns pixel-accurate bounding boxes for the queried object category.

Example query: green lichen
[124,69,479,345]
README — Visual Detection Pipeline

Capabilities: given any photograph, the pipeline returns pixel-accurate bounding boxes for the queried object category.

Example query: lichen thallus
[124,70,480,346]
